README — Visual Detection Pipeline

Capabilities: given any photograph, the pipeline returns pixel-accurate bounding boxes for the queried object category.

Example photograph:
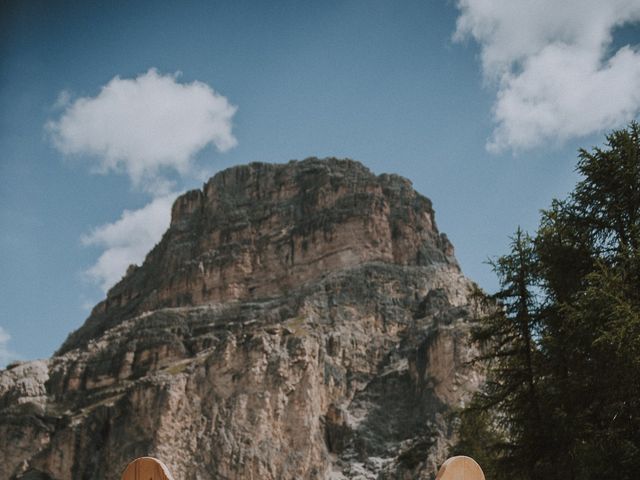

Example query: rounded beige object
[436,456,485,480]
[121,457,175,480]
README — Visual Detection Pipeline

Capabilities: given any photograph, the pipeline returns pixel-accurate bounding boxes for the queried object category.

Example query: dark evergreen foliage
[456,123,640,480]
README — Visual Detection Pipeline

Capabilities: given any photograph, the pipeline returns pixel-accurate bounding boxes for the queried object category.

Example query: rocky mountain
[0,158,483,480]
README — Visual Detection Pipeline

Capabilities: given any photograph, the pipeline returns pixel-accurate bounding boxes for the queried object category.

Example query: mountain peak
[60,158,457,353]
[2,158,479,480]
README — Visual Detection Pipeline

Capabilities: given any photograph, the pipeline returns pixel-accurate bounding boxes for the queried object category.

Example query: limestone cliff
[0,158,482,480]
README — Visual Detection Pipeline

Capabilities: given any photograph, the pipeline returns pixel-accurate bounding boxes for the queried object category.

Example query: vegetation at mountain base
[455,122,640,480]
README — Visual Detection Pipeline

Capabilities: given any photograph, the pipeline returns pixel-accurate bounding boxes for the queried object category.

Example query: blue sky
[2,0,640,365]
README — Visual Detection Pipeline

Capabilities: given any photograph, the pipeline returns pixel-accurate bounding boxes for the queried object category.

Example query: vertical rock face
[0,158,482,480]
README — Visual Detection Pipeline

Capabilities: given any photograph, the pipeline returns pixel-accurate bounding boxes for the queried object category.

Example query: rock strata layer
[0,158,481,480]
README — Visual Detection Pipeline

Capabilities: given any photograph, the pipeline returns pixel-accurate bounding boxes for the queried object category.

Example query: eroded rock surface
[1,158,482,480]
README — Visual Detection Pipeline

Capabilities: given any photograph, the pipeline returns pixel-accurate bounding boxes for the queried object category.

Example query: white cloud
[47,68,237,194]
[454,0,640,152]
[81,194,176,292]
[47,69,238,293]
[0,326,20,367]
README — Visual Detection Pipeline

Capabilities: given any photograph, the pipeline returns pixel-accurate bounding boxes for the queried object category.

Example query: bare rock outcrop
[0,158,482,480]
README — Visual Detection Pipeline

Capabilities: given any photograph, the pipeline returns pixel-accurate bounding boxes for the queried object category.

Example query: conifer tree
[456,123,640,480]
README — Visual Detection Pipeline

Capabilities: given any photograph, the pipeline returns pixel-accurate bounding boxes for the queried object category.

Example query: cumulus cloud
[0,326,20,367]
[47,69,238,292]
[81,194,176,292]
[47,68,237,194]
[454,0,640,152]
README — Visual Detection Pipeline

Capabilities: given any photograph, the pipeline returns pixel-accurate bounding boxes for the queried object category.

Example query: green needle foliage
[456,123,640,480]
